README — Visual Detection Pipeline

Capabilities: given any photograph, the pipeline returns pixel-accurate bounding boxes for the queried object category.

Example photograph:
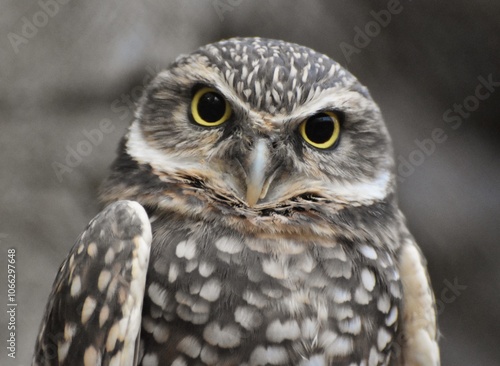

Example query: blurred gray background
[1,0,499,364]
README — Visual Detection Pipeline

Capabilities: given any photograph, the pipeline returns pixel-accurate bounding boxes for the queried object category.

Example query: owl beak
[245,139,271,207]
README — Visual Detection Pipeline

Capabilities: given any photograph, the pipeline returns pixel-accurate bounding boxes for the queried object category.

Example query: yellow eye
[191,87,231,127]
[299,111,341,149]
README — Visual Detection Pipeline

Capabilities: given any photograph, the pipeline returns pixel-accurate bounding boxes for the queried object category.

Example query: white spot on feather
[83,346,100,366]
[299,355,325,366]
[177,335,202,358]
[368,346,380,366]
[152,323,170,343]
[105,247,115,264]
[98,270,111,292]
[243,290,268,308]
[377,294,391,314]
[58,340,70,363]
[99,305,109,327]
[320,331,354,357]
[330,287,351,303]
[168,262,179,283]
[198,261,215,277]
[390,282,402,298]
[250,345,289,365]
[262,258,288,279]
[87,242,97,258]
[334,305,354,321]
[301,318,319,339]
[200,345,219,364]
[64,323,76,340]
[359,245,378,260]
[176,239,197,260]
[142,353,158,366]
[385,306,398,326]
[361,268,376,291]
[266,319,300,342]
[171,357,187,366]
[153,259,168,275]
[354,286,372,305]
[148,282,168,309]
[377,327,392,351]
[199,278,221,302]
[338,316,362,335]
[203,322,241,348]
[185,259,198,273]
[70,276,81,297]
[106,322,119,351]
[234,306,263,330]
[215,236,243,254]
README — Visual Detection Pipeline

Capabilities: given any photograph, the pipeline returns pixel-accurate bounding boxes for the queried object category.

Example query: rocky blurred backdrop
[1,0,499,364]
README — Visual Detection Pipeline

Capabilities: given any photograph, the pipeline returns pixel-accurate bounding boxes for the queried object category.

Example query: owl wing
[33,200,152,366]
[397,227,440,366]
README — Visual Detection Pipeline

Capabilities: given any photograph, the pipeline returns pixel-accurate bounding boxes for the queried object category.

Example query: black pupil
[197,91,226,122]
[305,113,335,144]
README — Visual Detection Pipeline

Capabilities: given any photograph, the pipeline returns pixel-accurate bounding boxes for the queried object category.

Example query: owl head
[101,37,395,234]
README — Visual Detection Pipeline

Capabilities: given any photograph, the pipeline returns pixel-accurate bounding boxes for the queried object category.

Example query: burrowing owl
[33,38,440,366]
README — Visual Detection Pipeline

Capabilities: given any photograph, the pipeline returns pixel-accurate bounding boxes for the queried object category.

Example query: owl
[33,38,440,366]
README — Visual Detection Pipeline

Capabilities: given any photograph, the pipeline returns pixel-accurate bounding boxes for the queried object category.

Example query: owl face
[119,38,395,224]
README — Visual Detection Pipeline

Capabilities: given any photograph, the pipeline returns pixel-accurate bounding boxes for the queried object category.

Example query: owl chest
[141,222,402,365]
